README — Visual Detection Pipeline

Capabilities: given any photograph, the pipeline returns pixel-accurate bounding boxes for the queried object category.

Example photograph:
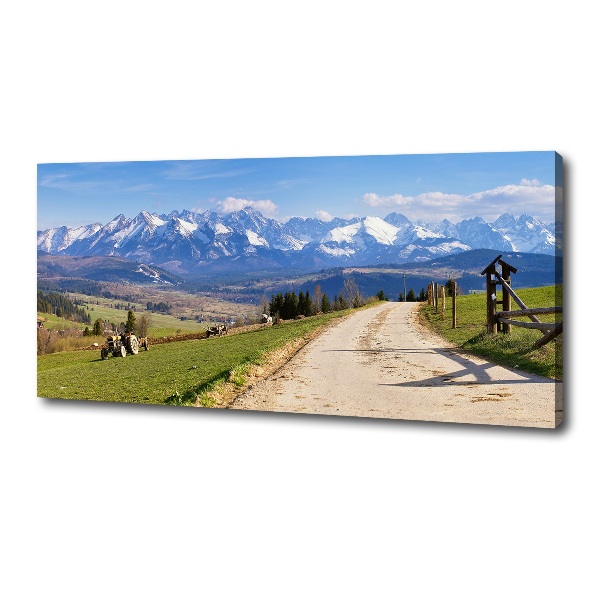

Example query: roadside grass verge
[37,307,369,406]
[419,285,562,380]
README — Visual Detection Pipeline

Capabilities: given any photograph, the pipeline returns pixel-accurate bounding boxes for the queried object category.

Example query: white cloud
[469,183,555,210]
[361,181,558,223]
[363,192,412,207]
[315,210,334,222]
[216,197,279,218]
[416,192,466,207]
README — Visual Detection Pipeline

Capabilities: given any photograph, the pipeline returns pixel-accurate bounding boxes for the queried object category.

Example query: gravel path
[231,302,562,428]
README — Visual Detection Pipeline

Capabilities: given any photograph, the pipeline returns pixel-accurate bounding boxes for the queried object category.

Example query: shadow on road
[325,346,555,387]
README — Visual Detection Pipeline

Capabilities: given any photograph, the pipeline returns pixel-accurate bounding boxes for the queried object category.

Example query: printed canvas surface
[37,152,563,427]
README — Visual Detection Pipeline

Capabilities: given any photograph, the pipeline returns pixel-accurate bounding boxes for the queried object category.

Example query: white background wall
[2,2,597,599]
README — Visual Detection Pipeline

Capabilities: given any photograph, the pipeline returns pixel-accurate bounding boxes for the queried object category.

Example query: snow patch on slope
[362,216,399,245]
[246,229,268,247]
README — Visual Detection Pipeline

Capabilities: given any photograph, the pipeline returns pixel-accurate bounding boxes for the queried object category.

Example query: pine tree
[321,294,332,313]
[332,295,340,311]
[282,292,299,319]
[304,290,313,316]
[93,318,103,336]
[338,293,349,310]
[445,278,456,297]
[298,291,306,316]
[269,293,284,318]
[125,310,136,333]
[296,289,313,316]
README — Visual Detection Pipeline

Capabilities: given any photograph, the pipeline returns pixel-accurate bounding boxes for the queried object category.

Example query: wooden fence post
[452,281,457,329]
[441,284,446,320]
[434,283,438,312]
[501,262,512,334]
[481,255,503,334]
[486,271,497,334]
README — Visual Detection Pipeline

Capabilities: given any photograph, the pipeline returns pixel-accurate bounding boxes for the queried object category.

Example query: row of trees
[146,301,171,313]
[112,301,137,311]
[398,288,427,302]
[268,290,322,320]
[397,279,460,302]
[267,279,372,321]
[266,278,460,319]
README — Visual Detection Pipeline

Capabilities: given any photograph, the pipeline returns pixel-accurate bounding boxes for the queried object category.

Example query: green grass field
[37,308,358,406]
[419,285,562,380]
[37,313,85,331]
[38,287,258,338]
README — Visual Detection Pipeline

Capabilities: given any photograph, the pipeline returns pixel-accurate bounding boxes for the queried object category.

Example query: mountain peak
[494,213,517,229]
[517,213,536,223]
[384,212,412,228]
[37,208,557,273]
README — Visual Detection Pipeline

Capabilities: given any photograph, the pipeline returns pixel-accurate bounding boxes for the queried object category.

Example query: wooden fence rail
[496,307,562,318]
[496,318,557,331]
[534,321,563,348]
[481,255,563,348]
[495,273,541,324]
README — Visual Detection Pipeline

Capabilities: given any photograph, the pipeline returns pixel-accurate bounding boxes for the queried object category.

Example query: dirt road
[231,302,562,428]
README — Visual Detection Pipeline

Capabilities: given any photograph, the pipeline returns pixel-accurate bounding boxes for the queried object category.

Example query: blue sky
[37,151,560,230]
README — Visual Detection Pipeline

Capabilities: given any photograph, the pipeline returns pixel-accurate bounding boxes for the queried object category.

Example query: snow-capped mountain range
[37,207,561,274]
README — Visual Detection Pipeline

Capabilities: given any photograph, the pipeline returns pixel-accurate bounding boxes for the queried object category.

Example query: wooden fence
[428,280,457,328]
[426,257,562,348]
[481,255,562,348]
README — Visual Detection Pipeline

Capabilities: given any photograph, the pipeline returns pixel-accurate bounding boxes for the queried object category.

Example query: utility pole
[403,274,406,302]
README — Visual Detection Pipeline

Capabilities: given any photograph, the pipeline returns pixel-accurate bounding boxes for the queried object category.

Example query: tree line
[268,290,321,320]
[266,277,460,320]
[146,301,172,313]
[267,279,376,321]
[397,288,426,302]
[37,290,91,324]
[397,279,459,302]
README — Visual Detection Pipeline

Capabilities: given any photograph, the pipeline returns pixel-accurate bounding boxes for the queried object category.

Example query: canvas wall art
[37,151,563,427]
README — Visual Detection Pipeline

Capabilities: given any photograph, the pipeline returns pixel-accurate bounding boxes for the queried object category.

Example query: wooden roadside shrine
[480,255,562,348]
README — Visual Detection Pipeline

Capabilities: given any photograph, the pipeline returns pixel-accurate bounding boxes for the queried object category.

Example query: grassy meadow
[38,287,259,340]
[37,308,358,407]
[419,285,562,380]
